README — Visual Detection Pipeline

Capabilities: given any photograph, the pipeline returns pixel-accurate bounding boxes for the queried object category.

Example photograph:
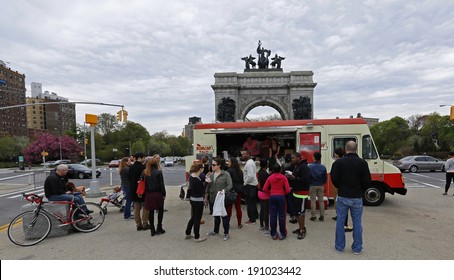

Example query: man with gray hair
[330,141,371,255]
[44,164,91,214]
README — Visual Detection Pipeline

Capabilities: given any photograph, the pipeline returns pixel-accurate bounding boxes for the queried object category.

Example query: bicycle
[8,192,105,246]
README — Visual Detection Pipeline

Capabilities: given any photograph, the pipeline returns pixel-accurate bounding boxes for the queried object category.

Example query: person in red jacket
[263,163,290,240]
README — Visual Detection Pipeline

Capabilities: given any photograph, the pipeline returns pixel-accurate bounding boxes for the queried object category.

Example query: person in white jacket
[443,151,454,195]
[243,150,259,224]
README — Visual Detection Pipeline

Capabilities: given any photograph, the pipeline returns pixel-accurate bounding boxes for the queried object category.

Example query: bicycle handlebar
[23,193,43,204]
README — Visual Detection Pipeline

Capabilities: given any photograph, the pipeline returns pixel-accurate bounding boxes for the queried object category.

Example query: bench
[21,202,73,238]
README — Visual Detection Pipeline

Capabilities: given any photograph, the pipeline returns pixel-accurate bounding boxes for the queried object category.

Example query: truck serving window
[362,135,378,159]
[332,137,357,158]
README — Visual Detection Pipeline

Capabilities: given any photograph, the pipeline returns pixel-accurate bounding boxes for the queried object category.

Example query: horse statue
[256,40,271,69]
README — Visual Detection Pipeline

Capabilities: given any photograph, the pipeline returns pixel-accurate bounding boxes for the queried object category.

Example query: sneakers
[335,249,344,254]
[185,235,193,240]
[124,215,134,220]
[263,230,270,236]
[319,216,324,221]
[442,192,447,195]
[344,226,353,232]
[207,231,218,236]
[195,237,207,242]
[223,234,230,241]
[245,220,256,225]
[272,234,279,240]
[279,234,286,240]
[353,249,364,255]
[259,226,266,232]
[310,216,316,221]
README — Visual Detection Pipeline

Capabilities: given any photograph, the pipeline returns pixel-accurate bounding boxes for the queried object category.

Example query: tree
[0,136,16,161]
[96,113,120,135]
[22,133,82,163]
[370,116,410,156]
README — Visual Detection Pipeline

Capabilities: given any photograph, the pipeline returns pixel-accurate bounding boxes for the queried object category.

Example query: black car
[64,164,101,179]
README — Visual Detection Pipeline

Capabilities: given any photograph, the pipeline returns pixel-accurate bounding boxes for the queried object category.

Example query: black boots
[151,225,165,236]
[156,225,165,235]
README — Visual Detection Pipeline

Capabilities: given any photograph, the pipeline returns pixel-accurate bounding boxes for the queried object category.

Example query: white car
[164,158,174,167]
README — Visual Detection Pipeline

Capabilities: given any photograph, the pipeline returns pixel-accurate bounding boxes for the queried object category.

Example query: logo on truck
[195,144,213,153]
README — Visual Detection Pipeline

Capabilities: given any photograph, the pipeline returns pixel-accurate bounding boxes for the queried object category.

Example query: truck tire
[363,183,385,206]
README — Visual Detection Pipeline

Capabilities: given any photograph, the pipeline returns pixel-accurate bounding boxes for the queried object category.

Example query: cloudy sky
[1,0,454,135]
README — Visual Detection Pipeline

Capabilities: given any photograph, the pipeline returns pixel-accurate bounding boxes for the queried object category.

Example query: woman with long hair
[185,162,207,242]
[143,157,166,236]
[119,157,133,220]
[226,157,244,229]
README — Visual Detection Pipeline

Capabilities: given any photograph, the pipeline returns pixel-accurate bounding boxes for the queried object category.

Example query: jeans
[186,201,204,239]
[226,192,243,226]
[445,172,454,193]
[209,202,230,234]
[48,193,89,213]
[245,185,258,222]
[122,185,133,219]
[335,196,363,253]
[269,195,287,237]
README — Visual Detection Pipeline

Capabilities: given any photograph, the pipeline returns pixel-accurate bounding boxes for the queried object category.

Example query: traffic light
[122,110,128,122]
[116,110,123,122]
[450,106,454,121]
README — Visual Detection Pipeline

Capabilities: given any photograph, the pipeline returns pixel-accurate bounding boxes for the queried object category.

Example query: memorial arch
[212,70,317,122]
[212,41,317,122]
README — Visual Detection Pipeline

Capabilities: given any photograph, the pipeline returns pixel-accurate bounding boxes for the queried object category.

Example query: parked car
[80,158,101,166]
[49,159,72,167]
[108,160,120,168]
[41,161,55,167]
[62,164,101,179]
[393,155,446,173]
[164,158,174,167]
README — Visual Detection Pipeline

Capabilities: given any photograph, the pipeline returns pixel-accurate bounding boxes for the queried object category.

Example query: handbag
[224,188,237,206]
[136,174,145,196]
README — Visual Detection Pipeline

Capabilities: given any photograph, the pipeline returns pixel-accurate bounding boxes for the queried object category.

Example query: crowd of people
[43,139,375,254]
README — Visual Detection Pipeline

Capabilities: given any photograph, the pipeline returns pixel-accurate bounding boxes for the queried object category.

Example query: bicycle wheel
[8,210,51,246]
[72,202,105,232]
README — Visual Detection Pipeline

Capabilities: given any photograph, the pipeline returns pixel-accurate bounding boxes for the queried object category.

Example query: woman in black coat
[143,157,167,236]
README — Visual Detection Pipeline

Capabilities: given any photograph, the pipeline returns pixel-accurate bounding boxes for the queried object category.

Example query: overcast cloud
[1,0,453,135]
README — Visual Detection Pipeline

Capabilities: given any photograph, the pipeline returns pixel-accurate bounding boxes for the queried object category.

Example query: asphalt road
[0,164,185,226]
[1,167,454,260]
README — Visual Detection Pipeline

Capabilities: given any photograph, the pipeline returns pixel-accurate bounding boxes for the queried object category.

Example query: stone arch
[212,71,316,122]
[240,99,289,121]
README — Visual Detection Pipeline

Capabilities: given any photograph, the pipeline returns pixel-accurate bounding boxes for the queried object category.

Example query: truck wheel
[409,165,418,173]
[363,184,385,206]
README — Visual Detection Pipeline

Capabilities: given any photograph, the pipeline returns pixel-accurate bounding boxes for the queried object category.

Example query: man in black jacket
[330,141,371,255]
[129,152,149,231]
[286,153,311,240]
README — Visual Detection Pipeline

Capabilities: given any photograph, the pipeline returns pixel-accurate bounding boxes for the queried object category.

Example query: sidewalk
[2,186,454,259]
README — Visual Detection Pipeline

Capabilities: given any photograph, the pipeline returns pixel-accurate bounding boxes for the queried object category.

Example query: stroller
[99,186,125,214]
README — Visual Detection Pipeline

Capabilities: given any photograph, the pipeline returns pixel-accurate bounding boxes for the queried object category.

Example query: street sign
[18,156,24,162]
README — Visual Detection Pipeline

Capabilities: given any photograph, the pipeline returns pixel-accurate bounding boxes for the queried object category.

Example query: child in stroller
[99,186,125,214]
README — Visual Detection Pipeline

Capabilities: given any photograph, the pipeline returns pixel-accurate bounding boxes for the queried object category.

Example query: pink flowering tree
[23,133,82,163]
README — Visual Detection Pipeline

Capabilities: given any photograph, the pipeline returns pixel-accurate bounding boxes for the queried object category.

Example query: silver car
[393,155,446,173]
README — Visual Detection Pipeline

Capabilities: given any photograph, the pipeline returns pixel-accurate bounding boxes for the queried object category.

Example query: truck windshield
[362,135,378,159]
